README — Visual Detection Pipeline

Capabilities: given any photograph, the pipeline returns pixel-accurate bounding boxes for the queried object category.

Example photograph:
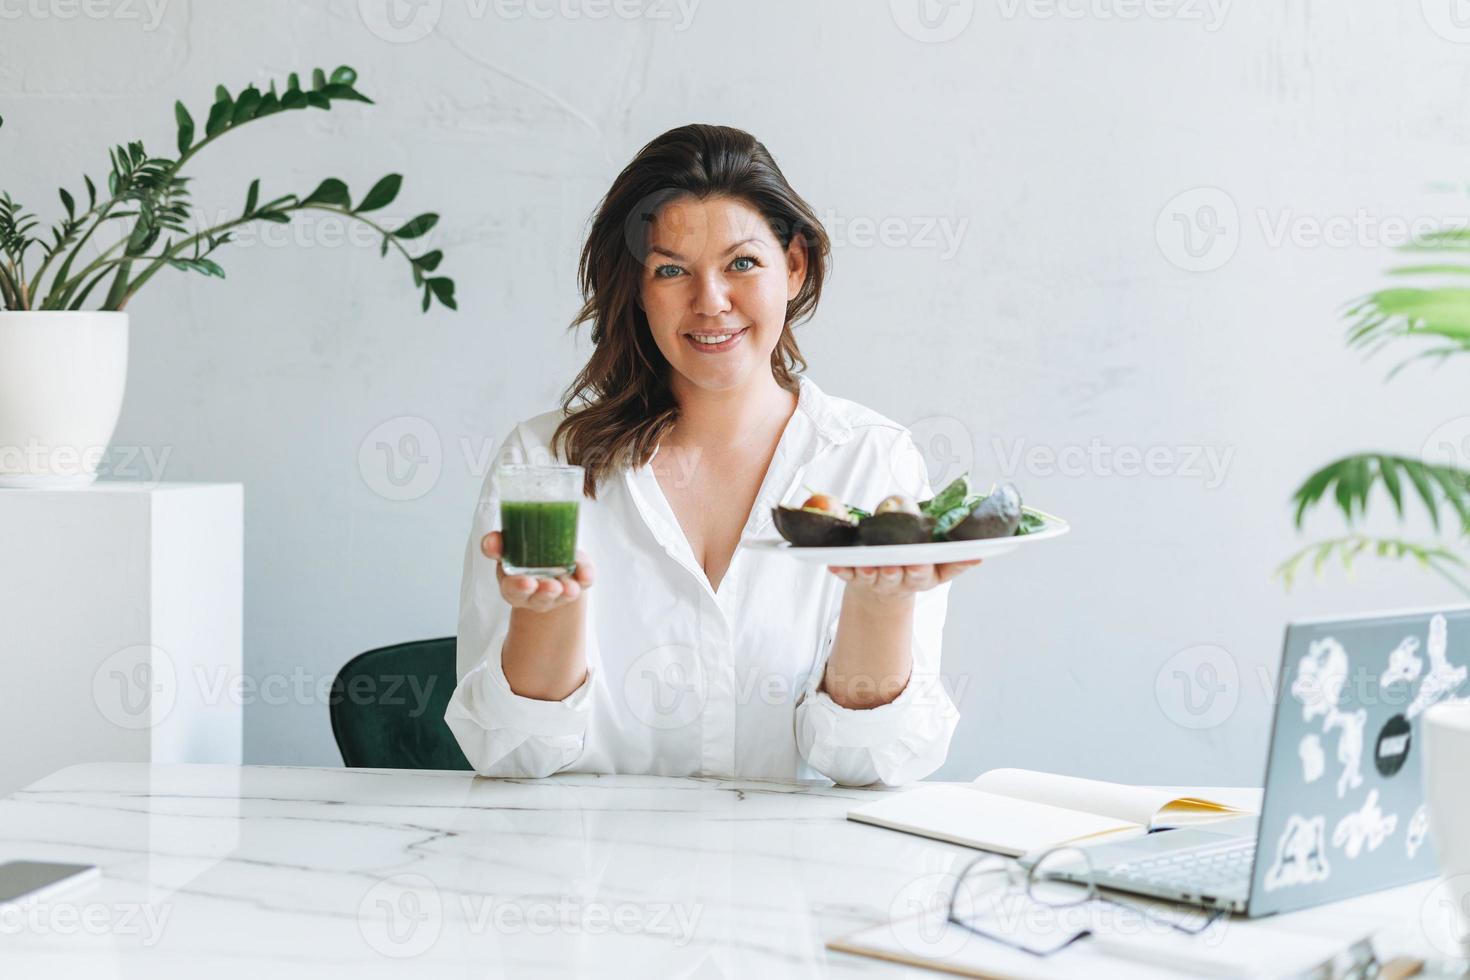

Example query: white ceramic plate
[744,514,1070,566]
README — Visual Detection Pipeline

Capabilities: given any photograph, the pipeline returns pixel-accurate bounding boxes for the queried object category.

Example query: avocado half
[945,484,1023,540]
[772,506,859,547]
[857,511,934,546]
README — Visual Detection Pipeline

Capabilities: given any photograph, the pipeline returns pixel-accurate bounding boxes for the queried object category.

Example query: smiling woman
[445,124,981,786]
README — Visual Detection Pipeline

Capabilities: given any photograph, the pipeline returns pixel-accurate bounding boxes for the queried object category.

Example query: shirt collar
[792,374,853,448]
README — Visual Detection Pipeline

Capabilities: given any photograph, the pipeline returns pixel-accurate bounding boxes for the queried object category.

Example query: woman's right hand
[481,531,596,612]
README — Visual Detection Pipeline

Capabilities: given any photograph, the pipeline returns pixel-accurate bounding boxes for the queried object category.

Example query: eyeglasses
[944,845,1227,957]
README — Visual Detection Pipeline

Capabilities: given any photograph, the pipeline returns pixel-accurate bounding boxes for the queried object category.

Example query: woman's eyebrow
[648,237,765,262]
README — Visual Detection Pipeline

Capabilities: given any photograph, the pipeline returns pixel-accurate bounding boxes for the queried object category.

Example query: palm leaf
[1290,454,1470,533]
[1276,535,1470,597]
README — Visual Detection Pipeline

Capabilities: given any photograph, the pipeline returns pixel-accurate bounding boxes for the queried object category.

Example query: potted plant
[0,65,455,488]
[1281,228,1470,595]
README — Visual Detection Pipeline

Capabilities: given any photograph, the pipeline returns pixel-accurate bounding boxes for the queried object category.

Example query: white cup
[1423,701,1470,959]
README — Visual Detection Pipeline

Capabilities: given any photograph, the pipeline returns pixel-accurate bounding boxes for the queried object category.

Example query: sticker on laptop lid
[1407,614,1467,720]
[1380,635,1424,689]
[1264,813,1331,892]
[1374,713,1412,778]
[1298,733,1325,784]
[1406,804,1430,859]
[1325,707,1368,799]
[1332,789,1398,859]
[1292,637,1349,722]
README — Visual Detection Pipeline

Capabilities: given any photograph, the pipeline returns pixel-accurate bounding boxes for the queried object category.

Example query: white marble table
[0,764,1446,978]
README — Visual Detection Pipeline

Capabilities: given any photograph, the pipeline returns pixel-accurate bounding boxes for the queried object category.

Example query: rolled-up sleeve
[794,582,959,787]
[793,430,961,787]
[444,425,594,778]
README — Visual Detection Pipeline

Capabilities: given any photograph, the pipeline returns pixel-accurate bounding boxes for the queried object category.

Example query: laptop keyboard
[1104,837,1256,892]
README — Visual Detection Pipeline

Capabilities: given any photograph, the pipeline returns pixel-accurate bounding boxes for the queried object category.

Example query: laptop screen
[1248,606,1468,916]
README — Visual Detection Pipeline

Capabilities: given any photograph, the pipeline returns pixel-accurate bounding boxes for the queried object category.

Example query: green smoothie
[500,500,579,575]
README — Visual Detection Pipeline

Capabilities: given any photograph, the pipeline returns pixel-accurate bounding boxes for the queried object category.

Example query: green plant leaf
[1290,454,1470,534]
[232,86,262,124]
[204,100,232,138]
[356,174,401,213]
[58,187,74,218]
[393,213,438,239]
[244,178,260,216]
[175,100,194,154]
[426,276,456,310]
[922,475,970,518]
[302,178,350,208]
[412,249,443,271]
[330,66,358,85]
[1277,535,1470,596]
[312,68,327,91]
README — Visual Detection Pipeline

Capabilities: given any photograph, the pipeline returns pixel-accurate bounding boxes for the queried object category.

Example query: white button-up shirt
[445,375,960,786]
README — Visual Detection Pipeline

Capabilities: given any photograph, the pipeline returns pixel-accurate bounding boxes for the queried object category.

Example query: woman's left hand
[827,560,982,597]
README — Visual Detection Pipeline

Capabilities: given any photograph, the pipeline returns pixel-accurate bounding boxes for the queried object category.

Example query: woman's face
[639,195,807,395]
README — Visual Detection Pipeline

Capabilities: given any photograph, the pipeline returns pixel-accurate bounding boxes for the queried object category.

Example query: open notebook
[848,768,1262,857]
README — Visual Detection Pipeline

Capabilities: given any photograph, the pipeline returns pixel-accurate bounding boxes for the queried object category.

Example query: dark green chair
[330,638,473,770]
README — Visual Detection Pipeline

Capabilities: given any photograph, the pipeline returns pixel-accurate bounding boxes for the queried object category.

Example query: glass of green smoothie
[496,464,583,577]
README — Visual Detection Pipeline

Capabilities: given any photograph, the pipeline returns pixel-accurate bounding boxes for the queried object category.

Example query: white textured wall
[4,0,1469,783]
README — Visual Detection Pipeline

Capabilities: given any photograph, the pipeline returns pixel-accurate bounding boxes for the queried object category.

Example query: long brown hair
[553,124,831,498]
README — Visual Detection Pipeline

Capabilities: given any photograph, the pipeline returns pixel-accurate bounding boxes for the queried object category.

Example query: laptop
[1035,605,1469,917]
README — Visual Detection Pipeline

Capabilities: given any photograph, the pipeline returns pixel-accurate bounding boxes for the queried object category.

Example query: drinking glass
[496,464,583,578]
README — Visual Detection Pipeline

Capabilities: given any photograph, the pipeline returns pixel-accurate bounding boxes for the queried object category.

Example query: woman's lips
[684,326,749,353]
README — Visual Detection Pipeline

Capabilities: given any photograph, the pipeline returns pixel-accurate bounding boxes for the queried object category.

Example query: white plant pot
[0,312,129,488]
